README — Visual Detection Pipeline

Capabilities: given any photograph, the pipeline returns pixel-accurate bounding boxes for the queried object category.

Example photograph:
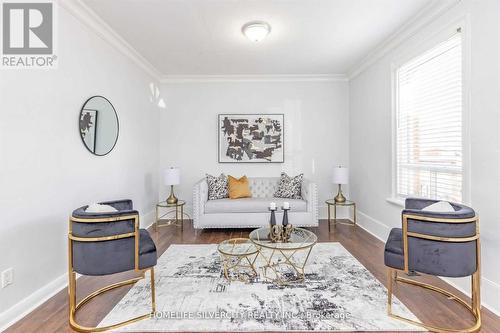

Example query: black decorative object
[269,207,277,226]
[282,207,289,226]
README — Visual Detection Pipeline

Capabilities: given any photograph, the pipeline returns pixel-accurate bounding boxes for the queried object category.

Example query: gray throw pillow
[206,173,229,200]
[274,172,303,199]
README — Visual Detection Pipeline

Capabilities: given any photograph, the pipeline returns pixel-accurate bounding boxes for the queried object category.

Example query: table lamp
[332,166,348,203]
[164,167,180,204]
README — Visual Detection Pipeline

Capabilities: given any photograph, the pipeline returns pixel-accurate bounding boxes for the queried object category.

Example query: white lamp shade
[332,166,349,184]
[164,168,180,186]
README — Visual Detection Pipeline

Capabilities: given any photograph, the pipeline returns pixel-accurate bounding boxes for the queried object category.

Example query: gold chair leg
[387,269,481,333]
[387,268,393,315]
[69,268,156,332]
[471,270,480,317]
[151,267,156,313]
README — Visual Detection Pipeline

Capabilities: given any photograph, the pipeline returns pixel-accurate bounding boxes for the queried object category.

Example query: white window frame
[389,19,471,206]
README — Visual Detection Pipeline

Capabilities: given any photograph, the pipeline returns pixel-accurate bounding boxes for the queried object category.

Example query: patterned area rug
[100,243,422,331]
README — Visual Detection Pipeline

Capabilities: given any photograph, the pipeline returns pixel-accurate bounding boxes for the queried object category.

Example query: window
[395,32,463,202]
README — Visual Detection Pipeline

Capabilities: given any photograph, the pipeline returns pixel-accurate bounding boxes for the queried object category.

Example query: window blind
[396,32,463,202]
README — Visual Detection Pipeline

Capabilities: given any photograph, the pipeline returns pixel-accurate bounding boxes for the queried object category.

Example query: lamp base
[166,185,178,204]
[334,184,346,203]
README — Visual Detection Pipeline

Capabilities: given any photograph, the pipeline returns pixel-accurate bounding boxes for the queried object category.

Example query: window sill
[386,197,405,207]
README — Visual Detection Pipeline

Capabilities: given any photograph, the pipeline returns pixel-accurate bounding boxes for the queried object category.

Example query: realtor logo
[1,1,57,68]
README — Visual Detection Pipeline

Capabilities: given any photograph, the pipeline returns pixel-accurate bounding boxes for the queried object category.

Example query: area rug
[99,243,422,331]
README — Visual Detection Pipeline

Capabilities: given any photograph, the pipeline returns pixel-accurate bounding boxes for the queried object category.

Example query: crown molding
[347,0,462,80]
[58,0,162,80]
[58,0,460,84]
[159,74,348,83]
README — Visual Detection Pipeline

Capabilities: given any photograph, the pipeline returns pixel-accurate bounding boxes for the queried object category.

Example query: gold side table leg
[353,203,357,226]
[155,205,159,230]
[175,205,178,225]
[334,204,337,226]
[328,204,331,232]
[180,204,184,230]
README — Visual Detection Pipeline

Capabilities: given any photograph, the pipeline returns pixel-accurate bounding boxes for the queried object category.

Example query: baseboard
[480,277,500,316]
[357,209,500,316]
[142,209,156,229]
[0,273,67,332]
[355,210,390,242]
[441,276,500,317]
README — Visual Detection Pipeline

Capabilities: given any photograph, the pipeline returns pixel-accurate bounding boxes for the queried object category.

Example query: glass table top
[157,200,186,207]
[249,227,317,250]
[218,238,259,256]
[325,199,355,206]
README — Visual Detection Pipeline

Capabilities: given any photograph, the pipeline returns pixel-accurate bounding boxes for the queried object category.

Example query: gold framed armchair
[384,198,481,333]
[68,199,157,332]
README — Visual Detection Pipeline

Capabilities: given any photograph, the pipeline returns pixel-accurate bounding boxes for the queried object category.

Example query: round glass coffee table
[217,238,259,282]
[249,227,317,285]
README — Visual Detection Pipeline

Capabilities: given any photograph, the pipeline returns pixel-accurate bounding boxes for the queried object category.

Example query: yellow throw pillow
[228,175,252,199]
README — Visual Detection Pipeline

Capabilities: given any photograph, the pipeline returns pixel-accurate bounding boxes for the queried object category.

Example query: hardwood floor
[5,220,500,333]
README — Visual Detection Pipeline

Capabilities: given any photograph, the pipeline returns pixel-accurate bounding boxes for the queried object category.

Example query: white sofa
[193,177,318,229]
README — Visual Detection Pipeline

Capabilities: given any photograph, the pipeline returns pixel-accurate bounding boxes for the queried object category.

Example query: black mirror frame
[78,95,119,157]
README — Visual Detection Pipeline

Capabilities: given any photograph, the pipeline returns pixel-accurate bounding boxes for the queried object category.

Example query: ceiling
[82,0,433,76]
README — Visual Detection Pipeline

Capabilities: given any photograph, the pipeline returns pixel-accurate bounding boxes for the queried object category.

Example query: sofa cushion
[206,173,229,200]
[274,172,303,199]
[228,175,252,199]
[205,197,307,214]
[422,201,455,212]
[85,203,118,213]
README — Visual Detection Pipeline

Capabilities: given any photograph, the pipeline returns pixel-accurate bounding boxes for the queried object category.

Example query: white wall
[159,80,349,218]
[0,3,161,327]
[349,0,500,314]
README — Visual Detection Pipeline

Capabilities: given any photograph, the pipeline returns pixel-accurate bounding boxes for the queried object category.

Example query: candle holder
[281,206,292,242]
[267,207,295,243]
[269,207,281,242]
[281,206,290,226]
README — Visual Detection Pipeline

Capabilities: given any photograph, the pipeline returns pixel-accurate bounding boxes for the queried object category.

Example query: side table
[218,238,259,282]
[325,199,356,231]
[156,200,185,230]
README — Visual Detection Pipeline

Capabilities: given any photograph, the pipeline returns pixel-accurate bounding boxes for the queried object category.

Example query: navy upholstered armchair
[384,198,481,333]
[68,199,157,332]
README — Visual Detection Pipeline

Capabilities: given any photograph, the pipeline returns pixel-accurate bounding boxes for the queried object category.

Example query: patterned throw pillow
[274,172,303,199]
[206,173,229,200]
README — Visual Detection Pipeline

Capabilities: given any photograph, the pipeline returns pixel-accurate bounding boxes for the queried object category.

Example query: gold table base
[326,200,357,231]
[220,252,259,282]
[155,203,184,230]
[257,246,314,285]
[218,238,259,282]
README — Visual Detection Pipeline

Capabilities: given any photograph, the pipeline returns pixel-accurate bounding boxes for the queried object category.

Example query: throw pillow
[206,173,229,200]
[422,201,455,212]
[274,172,303,199]
[228,175,252,199]
[85,203,118,213]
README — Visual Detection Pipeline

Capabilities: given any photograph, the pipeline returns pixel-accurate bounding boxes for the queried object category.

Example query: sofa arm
[193,178,208,228]
[302,179,318,221]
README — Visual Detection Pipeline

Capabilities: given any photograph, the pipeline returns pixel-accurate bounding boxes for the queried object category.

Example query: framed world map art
[218,114,284,163]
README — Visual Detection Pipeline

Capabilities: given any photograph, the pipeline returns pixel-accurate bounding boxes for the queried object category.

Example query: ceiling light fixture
[242,21,271,42]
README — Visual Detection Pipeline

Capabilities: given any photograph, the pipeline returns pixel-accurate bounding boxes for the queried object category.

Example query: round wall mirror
[79,96,119,156]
